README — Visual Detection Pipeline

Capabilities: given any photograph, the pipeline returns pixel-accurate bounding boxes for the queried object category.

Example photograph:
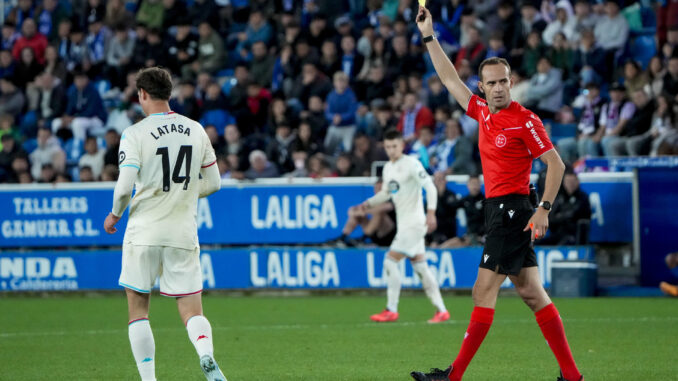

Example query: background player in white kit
[103,67,226,381]
[361,129,450,323]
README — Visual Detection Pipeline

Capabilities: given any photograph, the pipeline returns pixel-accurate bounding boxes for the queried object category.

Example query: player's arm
[104,131,140,234]
[199,161,221,198]
[104,166,138,234]
[416,6,473,111]
[111,166,137,216]
[413,160,438,233]
[364,186,391,208]
[199,127,220,198]
[538,149,566,207]
[524,149,565,241]
[365,201,394,215]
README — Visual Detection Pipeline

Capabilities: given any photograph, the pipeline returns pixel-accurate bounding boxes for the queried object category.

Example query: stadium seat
[63,138,84,167]
[550,123,577,139]
[94,79,112,98]
[221,77,237,96]
[629,34,657,69]
[640,6,656,28]
[22,138,37,154]
[199,110,236,136]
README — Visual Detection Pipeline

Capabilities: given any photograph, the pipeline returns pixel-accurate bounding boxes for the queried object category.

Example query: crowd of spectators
[1,0,678,184]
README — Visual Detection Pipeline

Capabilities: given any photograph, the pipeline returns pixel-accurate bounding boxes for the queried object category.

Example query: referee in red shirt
[410,6,583,381]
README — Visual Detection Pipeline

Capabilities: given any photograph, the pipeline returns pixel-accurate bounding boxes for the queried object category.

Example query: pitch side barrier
[0,173,635,249]
[0,246,593,292]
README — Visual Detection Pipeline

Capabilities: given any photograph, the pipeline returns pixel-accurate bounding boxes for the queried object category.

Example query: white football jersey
[118,111,217,250]
[369,155,435,228]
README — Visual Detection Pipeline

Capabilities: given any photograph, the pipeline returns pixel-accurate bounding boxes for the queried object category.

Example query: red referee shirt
[466,94,554,198]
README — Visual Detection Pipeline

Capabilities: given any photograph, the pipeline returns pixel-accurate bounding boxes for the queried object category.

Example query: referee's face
[479,64,513,112]
[384,138,404,162]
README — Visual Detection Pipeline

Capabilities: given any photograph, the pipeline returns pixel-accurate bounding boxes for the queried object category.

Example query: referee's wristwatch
[538,201,552,212]
[422,35,436,44]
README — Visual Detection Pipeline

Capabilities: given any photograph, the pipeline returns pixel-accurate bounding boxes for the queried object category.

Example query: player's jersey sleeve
[521,115,554,158]
[118,128,141,170]
[367,164,391,206]
[410,157,431,187]
[410,158,437,211]
[200,127,217,168]
[465,94,488,122]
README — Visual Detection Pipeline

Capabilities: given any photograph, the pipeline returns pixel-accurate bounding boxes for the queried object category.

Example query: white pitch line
[1,316,677,339]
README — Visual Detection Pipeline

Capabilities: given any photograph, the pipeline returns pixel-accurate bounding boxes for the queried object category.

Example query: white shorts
[118,242,203,297]
[389,225,427,258]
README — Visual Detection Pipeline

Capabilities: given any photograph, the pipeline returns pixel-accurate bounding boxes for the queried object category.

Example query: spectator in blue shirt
[35,0,70,41]
[2,21,20,50]
[236,9,273,53]
[51,70,107,141]
[84,13,108,77]
[324,71,358,154]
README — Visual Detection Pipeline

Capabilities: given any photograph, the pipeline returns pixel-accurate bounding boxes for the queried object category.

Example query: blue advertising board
[0,246,593,292]
[0,175,633,248]
[638,168,678,287]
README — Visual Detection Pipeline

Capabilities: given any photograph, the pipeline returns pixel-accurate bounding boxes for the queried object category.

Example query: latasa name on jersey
[149,123,191,140]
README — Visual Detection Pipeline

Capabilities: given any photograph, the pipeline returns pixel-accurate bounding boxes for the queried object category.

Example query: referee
[410,6,583,381]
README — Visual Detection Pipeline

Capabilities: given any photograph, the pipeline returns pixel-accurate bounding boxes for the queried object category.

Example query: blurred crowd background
[0,0,675,184]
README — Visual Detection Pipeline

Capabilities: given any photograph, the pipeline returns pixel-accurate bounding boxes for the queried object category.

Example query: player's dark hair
[136,67,173,101]
[468,175,480,181]
[478,57,511,81]
[383,128,403,141]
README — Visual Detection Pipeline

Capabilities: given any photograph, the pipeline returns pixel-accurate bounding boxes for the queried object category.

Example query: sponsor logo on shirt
[388,180,400,194]
[118,151,126,165]
[526,121,545,149]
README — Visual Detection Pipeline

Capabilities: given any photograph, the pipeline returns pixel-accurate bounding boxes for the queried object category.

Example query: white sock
[128,318,156,381]
[186,315,214,358]
[413,261,447,313]
[384,257,402,313]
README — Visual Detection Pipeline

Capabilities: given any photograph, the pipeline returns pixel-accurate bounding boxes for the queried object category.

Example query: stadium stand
[0,0,676,184]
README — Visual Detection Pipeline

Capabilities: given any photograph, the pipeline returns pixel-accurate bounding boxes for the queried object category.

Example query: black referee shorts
[479,194,537,275]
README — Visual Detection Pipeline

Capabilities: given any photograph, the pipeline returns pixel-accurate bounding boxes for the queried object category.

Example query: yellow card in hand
[418,0,426,6]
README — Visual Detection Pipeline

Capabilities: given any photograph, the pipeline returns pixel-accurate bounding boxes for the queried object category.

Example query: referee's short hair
[383,128,403,141]
[136,67,173,101]
[478,57,511,81]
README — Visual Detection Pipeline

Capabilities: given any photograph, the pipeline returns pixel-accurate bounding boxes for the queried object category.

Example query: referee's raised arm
[416,6,472,111]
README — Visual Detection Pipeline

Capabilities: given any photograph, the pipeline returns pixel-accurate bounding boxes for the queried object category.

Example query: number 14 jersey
[118,112,217,250]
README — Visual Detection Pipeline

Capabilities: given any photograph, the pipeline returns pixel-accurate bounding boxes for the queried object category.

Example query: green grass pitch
[1,294,676,380]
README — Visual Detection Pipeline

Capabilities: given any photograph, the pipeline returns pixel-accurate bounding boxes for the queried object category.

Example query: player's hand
[416,6,434,37]
[524,208,549,241]
[348,205,364,217]
[426,211,437,234]
[104,212,120,234]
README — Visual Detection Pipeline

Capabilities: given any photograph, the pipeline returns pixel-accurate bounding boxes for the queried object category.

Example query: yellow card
[418,0,426,6]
